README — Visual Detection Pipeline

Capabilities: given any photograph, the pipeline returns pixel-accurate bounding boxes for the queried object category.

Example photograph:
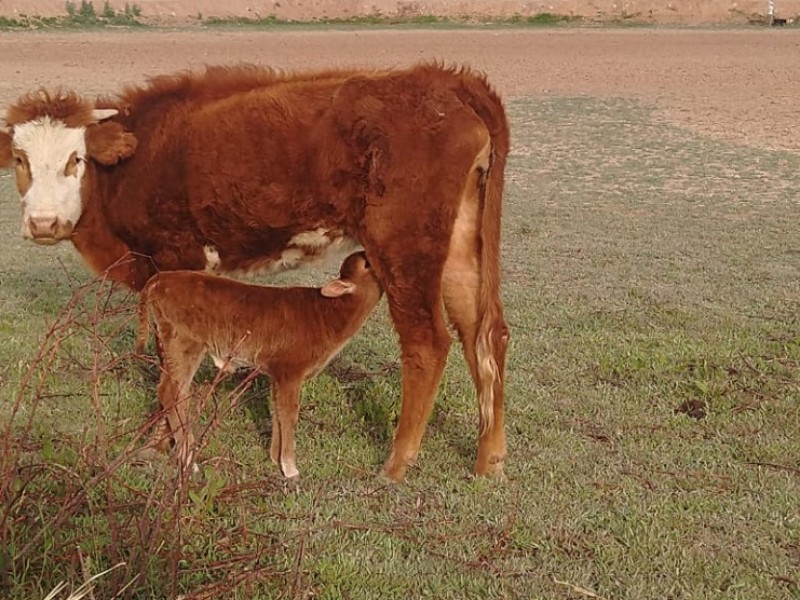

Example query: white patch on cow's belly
[277,247,305,270]
[289,228,332,248]
[239,230,362,276]
[204,245,221,271]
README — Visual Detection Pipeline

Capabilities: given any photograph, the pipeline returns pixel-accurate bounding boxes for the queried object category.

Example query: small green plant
[65,0,97,21]
[0,16,24,27]
[503,12,581,26]
[188,466,226,515]
[102,0,115,19]
[124,2,141,18]
[203,15,284,27]
[63,0,143,26]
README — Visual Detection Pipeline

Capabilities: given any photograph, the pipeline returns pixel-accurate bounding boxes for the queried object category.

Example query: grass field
[1,94,799,599]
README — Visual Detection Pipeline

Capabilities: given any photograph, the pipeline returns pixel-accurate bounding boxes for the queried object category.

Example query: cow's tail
[459,70,511,436]
[135,275,157,355]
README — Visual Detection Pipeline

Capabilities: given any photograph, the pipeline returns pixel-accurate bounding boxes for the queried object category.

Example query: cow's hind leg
[442,146,508,478]
[442,266,508,478]
[362,107,501,481]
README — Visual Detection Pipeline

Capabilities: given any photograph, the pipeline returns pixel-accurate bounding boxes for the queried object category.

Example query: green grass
[0,15,62,28]
[1,95,800,598]
[0,1,143,29]
[198,12,581,30]
[505,12,581,26]
[201,14,447,28]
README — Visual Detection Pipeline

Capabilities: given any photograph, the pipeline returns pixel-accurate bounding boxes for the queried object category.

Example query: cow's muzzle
[24,216,74,245]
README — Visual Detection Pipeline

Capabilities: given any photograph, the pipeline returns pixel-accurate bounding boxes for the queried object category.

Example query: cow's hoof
[474,455,507,480]
[282,474,301,493]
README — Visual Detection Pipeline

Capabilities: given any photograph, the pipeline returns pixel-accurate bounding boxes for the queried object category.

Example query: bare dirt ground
[3,0,800,24]
[1,28,799,154]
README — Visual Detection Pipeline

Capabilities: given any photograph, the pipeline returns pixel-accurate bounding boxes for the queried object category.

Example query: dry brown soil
[3,0,800,24]
[1,29,799,153]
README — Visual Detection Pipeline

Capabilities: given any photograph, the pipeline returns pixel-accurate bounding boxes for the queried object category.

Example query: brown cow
[0,63,510,482]
[136,251,383,479]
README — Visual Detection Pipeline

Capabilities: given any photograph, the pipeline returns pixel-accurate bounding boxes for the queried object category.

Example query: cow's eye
[65,152,83,175]
[14,156,23,166]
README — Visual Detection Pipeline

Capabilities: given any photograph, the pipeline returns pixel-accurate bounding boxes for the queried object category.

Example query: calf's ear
[85,121,138,165]
[321,279,356,298]
[0,129,12,168]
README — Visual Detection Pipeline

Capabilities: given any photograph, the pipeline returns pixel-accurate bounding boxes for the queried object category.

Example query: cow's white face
[12,116,88,244]
[0,104,131,246]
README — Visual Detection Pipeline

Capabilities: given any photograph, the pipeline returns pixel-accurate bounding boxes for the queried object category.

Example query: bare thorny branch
[0,270,271,597]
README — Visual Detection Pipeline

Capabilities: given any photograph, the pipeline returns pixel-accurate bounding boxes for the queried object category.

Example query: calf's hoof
[380,454,411,483]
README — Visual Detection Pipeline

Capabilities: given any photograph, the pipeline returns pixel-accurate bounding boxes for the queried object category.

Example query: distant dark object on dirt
[771,17,787,26]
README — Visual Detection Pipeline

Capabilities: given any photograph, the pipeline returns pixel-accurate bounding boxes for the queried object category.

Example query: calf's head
[0,90,137,245]
[321,252,382,302]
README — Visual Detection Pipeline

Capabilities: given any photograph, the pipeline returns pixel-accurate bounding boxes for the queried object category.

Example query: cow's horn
[91,108,118,121]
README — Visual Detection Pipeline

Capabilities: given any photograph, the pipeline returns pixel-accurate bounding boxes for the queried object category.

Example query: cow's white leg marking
[282,459,299,480]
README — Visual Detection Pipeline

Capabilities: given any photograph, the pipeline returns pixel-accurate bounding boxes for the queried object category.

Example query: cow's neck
[70,167,153,290]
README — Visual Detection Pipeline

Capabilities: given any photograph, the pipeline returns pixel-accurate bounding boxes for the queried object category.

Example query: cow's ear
[85,121,137,165]
[320,279,356,298]
[0,129,12,168]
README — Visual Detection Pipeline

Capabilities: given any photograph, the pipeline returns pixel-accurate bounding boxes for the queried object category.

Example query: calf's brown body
[136,252,382,478]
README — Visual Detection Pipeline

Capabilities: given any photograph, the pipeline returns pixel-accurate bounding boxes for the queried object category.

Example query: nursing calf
[136,252,382,478]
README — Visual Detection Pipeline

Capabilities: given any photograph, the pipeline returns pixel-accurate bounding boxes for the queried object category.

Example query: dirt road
[1,28,799,152]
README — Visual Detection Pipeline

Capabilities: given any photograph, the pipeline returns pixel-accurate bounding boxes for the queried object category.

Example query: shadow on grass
[327,358,401,447]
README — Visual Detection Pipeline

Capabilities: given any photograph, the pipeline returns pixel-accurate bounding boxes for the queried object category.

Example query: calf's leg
[270,377,303,479]
[157,333,205,472]
[269,385,281,468]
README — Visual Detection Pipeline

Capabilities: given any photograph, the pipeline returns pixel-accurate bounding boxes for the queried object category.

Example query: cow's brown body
[136,252,383,479]
[0,64,510,481]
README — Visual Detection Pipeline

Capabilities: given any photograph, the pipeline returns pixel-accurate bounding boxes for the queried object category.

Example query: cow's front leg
[380,285,452,482]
